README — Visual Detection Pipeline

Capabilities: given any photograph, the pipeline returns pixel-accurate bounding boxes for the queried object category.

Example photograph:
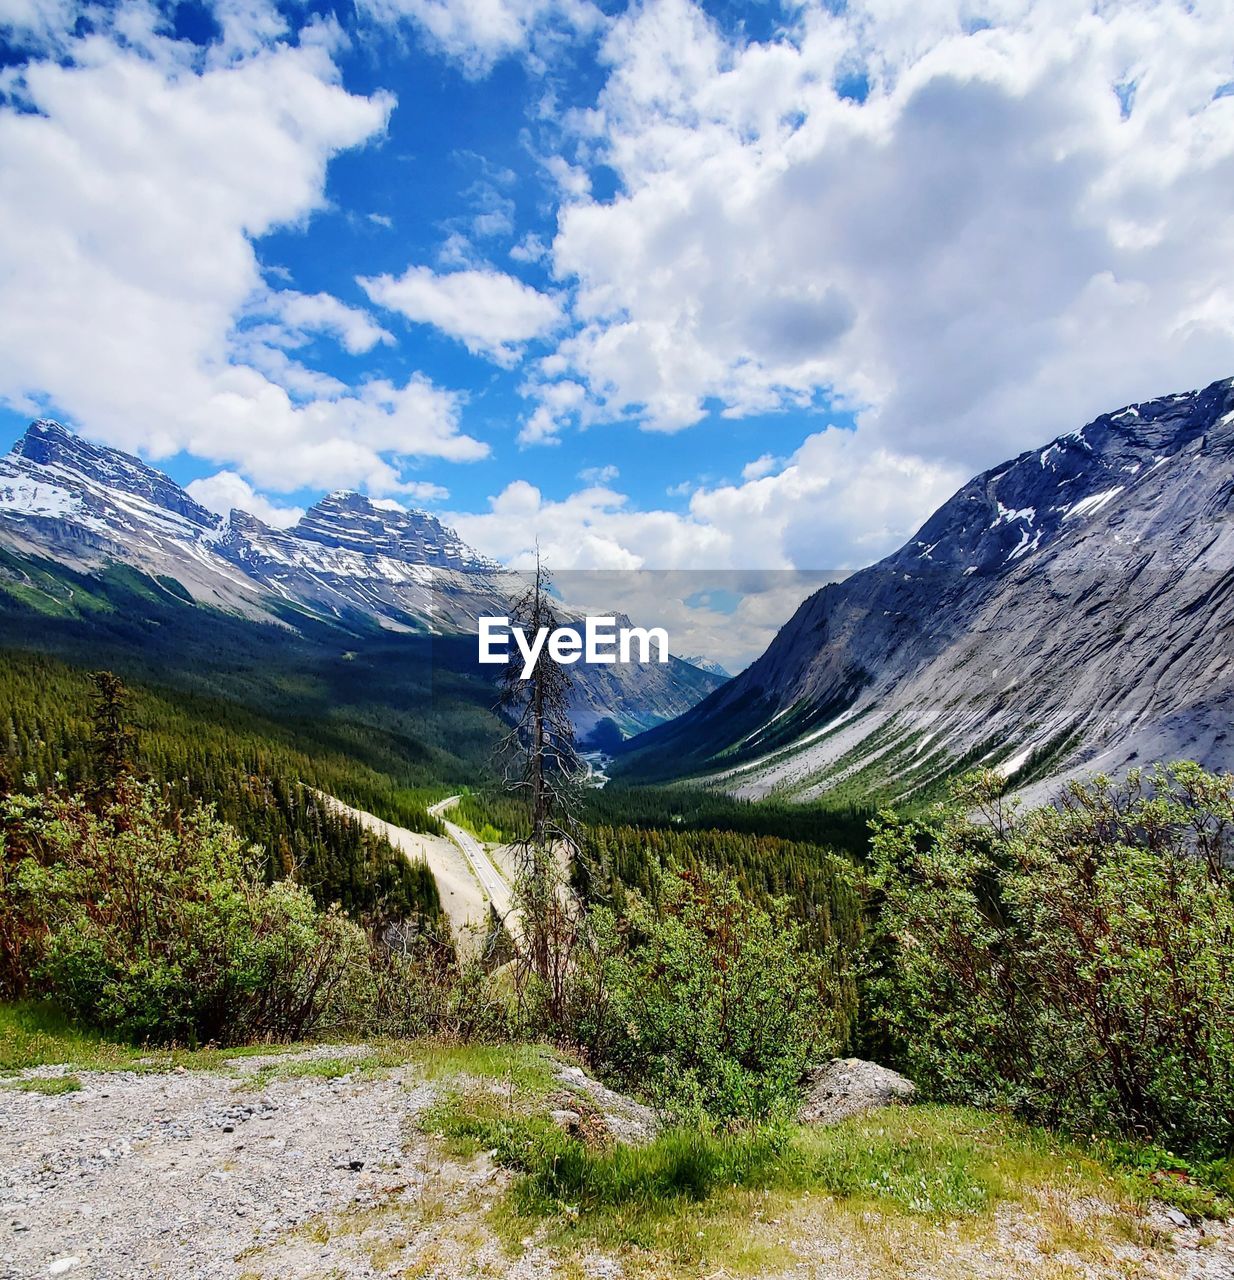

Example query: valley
[3,378,1234,1280]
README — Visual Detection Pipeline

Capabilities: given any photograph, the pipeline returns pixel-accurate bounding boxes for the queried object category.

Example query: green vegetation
[1,780,378,1044]
[0,1000,306,1073]
[0,653,447,919]
[571,868,847,1121]
[4,551,1233,1266]
[583,821,863,948]
[7,1072,82,1094]
[871,763,1234,1159]
[420,1062,1197,1273]
[452,782,876,854]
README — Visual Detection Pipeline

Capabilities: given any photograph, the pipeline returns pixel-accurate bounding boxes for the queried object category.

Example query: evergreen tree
[87,670,136,802]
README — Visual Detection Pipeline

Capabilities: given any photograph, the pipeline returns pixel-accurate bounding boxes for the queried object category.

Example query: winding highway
[428,795,514,920]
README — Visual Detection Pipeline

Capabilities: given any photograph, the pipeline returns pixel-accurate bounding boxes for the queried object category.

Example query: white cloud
[361,264,564,367]
[518,377,586,444]
[510,232,548,264]
[264,290,393,355]
[0,18,487,495]
[578,463,618,484]
[450,427,960,573]
[741,453,780,481]
[449,429,962,666]
[359,0,605,77]
[546,0,1234,473]
[187,470,304,528]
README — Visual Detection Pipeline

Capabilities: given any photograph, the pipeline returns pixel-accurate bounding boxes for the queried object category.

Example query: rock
[47,1258,81,1275]
[1165,1207,1190,1228]
[549,1109,583,1134]
[797,1058,916,1125]
[552,1066,658,1144]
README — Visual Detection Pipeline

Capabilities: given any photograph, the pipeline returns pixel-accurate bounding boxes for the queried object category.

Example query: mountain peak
[15,418,88,466]
[25,417,71,437]
[9,419,219,530]
[295,489,496,571]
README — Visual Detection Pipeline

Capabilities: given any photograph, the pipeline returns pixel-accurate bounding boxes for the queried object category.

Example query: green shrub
[1,779,374,1044]
[572,866,844,1122]
[870,763,1234,1156]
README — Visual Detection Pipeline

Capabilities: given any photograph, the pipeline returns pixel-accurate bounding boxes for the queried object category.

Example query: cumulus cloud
[187,470,304,528]
[0,17,486,495]
[450,426,960,572]
[359,0,605,77]
[361,265,564,367]
[578,463,618,484]
[262,290,392,356]
[449,428,962,664]
[741,454,780,482]
[545,0,1234,471]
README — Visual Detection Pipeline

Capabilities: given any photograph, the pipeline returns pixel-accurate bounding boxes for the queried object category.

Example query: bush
[364,939,515,1043]
[1,779,375,1044]
[870,763,1234,1156]
[572,866,844,1122]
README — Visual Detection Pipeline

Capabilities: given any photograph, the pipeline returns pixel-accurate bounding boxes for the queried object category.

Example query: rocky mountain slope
[0,420,721,737]
[619,376,1234,802]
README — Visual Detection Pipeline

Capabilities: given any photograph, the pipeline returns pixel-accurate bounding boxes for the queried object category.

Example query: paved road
[428,795,514,920]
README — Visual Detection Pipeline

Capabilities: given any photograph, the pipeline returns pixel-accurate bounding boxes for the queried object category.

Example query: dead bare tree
[494,550,585,1022]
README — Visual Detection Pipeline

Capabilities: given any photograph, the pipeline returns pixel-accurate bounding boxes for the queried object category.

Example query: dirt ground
[4,1047,1234,1280]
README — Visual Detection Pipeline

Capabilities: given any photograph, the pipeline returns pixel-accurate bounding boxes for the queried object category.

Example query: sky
[1,0,1233,593]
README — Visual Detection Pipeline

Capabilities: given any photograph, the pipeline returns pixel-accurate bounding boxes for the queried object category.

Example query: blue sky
[0,0,1232,603]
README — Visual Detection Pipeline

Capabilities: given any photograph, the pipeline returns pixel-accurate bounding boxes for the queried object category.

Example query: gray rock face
[295,490,498,571]
[552,1064,659,1144]
[14,419,219,529]
[798,1058,916,1125]
[625,376,1234,800]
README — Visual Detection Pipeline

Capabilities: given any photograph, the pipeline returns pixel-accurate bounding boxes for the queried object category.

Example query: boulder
[798,1057,916,1125]
[552,1065,659,1144]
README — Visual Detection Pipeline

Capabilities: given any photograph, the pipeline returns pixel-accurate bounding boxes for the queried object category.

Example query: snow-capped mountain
[679,655,732,679]
[0,419,723,733]
[621,376,1234,800]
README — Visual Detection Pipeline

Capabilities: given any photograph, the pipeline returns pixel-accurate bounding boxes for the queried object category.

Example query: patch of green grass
[0,1001,135,1073]
[422,1085,1206,1275]
[0,1001,308,1075]
[507,1107,1098,1224]
[243,1043,435,1085]
[407,1042,562,1094]
[794,1106,1108,1217]
[1097,1138,1234,1221]
[6,1073,83,1095]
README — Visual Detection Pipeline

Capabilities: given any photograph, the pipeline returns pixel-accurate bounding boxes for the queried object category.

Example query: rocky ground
[3,1046,1234,1280]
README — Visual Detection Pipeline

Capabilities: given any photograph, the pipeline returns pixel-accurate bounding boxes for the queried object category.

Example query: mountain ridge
[618,375,1234,802]
[0,418,724,737]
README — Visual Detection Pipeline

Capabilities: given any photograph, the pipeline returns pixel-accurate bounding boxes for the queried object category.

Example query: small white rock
[48,1258,81,1275]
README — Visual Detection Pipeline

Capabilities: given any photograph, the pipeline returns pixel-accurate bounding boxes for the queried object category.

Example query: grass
[0,1000,315,1075]
[5,1073,82,1095]
[418,1079,1228,1276]
[404,1041,561,1092]
[7,1001,1228,1277]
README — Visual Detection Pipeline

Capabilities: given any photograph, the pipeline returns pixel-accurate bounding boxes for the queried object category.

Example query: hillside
[0,421,723,739]
[618,376,1234,804]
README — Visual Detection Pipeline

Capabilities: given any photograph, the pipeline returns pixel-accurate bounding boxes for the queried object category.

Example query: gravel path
[0,1047,467,1280]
